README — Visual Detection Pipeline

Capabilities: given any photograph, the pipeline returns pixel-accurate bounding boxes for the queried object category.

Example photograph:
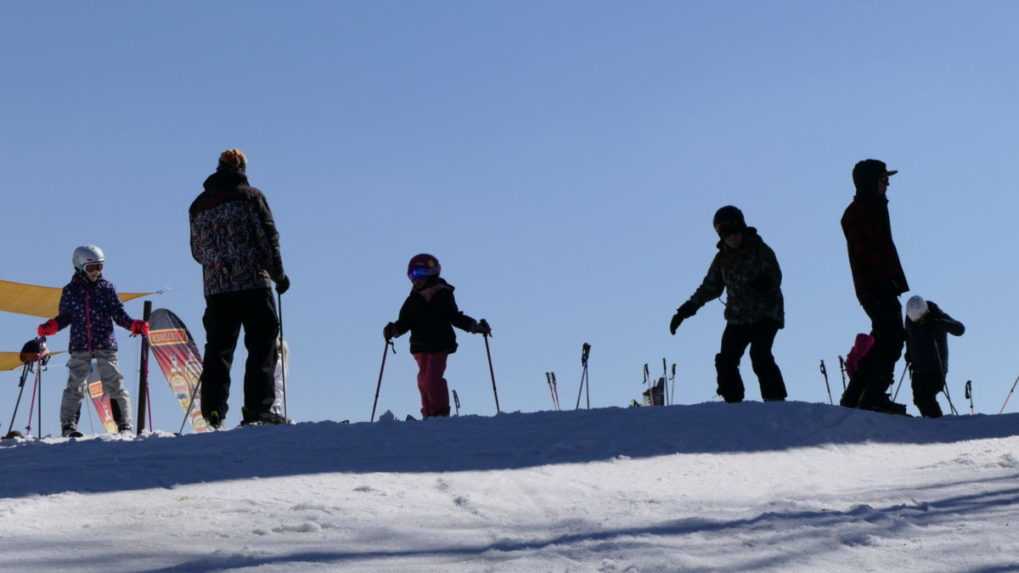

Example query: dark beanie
[713,205,746,231]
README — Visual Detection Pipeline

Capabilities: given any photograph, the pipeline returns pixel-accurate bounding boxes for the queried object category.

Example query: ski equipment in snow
[546,371,560,411]
[892,362,910,402]
[670,363,677,405]
[272,339,289,418]
[1000,375,1019,414]
[965,380,974,415]
[575,342,591,410]
[838,356,848,391]
[819,359,833,405]
[452,389,461,416]
[277,291,288,419]
[4,338,50,440]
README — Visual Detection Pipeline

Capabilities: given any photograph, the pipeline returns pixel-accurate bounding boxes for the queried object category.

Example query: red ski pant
[413,352,450,418]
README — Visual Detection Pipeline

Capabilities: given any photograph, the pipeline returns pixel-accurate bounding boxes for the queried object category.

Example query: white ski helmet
[906,295,929,322]
[72,245,105,273]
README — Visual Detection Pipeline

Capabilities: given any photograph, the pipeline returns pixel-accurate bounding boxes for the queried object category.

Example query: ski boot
[62,425,84,438]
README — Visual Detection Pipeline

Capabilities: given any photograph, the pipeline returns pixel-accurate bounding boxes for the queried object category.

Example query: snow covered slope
[2,402,1018,572]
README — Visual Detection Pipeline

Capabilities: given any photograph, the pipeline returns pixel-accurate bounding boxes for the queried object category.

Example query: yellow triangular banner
[0,279,155,319]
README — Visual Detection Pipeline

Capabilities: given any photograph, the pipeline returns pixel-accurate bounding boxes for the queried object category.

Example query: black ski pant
[840,294,905,408]
[715,319,787,403]
[200,288,279,423]
[911,368,944,418]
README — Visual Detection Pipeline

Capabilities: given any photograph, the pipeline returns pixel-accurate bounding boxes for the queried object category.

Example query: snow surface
[1,401,1018,572]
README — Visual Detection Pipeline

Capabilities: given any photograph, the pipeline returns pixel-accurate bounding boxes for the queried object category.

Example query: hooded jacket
[904,300,965,375]
[189,170,285,297]
[54,273,135,353]
[681,228,785,327]
[392,278,478,354]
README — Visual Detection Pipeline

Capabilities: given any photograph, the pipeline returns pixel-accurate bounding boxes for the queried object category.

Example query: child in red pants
[384,254,490,418]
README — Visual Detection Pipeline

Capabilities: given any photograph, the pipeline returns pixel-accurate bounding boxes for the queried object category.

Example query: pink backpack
[845,333,875,378]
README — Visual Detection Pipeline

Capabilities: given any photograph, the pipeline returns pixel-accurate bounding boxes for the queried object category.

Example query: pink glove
[130,320,150,337]
[37,319,59,337]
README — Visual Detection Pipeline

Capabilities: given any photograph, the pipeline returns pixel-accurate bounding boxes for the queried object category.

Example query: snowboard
[148,309,211,433]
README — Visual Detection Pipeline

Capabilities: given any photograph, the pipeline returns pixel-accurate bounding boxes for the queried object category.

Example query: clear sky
[2,2,1018,430]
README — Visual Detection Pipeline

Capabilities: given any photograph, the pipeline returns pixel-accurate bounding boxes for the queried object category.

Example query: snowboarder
[904,296,965,418]
[840,159,909,414]
[189,148,290,428]
[383,254,491,418]
[36,245,149,437]
[669,206,788,403]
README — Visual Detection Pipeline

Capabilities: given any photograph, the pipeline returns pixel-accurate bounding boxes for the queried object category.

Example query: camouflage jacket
[681,228,785,328]
[189,170,285,297]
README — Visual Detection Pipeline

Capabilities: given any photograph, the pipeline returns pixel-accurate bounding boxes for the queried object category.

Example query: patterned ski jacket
[841,192,909,303]
[680,228,785,328]
[392,278,478,354]
[189,169,285,297]
[904,301,965,376]
[53,272,136,353]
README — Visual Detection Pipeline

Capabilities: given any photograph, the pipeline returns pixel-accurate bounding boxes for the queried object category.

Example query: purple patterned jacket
[53,273,136,353]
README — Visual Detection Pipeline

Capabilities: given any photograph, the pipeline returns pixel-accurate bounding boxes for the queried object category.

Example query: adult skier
[840,159,908,414]
[669,206,787,403]
[36,245,149,437]
[904,296,965,418]
[189,149,290,428]
[383,254,491,418]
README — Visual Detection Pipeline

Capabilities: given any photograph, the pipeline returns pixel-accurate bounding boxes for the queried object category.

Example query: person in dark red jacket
[383,254,490,418]
[840,159,909,414]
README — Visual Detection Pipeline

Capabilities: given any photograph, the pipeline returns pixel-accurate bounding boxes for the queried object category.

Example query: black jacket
[393,278,478,354]
[904,301,965,375]
[841,192,909,303]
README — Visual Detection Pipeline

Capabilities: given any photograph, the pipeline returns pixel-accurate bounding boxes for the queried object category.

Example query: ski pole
[583,343,591,409]
[552,372,560,410]
[278,291,287,420]
[838,356,848,391]
[370,339,396,423]
[546,372,556,410]
[4,360,32,436]
[670,363,677,406]
[481,325,501,414]
[642,363,650,405]
[453,389,461,416]
[819,360,833,405]
[35,364,43,439]
[25,362,39,437]
[662,358,669,406]
[999,375,1019,414]
[892,362,910,402]
[575,343,590,410]
[933,345,959,416]
[964,380,974,415]
[177,380,202,435]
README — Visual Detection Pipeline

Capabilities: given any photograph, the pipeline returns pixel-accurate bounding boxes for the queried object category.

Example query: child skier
[904,295,965,418]
[37,245,149,437]
[383,254,491,418]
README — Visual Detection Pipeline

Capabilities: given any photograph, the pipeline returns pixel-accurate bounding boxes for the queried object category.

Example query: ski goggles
[408,266,438,279]
[84,263,104,272]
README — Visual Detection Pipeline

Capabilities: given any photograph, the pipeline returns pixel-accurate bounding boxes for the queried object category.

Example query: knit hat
[218,148,247,172]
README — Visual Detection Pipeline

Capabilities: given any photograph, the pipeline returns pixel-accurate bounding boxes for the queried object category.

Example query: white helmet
[72,245,105,273]
[906,295,929,322]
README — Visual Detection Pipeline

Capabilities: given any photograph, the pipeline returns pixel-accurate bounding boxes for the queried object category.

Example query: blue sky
[2,2,1018,430]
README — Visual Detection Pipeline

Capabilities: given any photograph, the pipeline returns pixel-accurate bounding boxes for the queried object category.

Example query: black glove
[749,273,772,293]
[475,319,492,336]
[383,322,400,340]
[669,312,684,335]
[670,302,696,335]
[275,274,291,295]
